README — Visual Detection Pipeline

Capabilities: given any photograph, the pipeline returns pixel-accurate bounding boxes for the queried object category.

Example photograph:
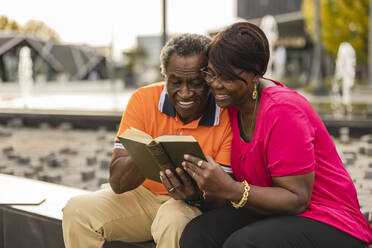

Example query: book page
[155,135,196,142]
[119,127,153,144]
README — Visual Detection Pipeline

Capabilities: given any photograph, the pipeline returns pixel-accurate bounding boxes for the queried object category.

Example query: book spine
[146,143,174,171]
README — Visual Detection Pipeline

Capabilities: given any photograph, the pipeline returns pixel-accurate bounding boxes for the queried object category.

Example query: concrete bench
[0,174,155,248]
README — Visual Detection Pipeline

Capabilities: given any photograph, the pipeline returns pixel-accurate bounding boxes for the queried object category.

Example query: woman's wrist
[226,180,247,202]
[231,180,250,208]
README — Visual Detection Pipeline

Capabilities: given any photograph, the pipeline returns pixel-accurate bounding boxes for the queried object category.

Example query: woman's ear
[247,72,258,83]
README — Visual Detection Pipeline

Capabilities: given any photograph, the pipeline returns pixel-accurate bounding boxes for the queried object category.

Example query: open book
[118,127,206,183]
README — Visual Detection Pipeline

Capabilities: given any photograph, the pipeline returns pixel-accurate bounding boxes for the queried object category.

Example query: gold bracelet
[231,180,250,208]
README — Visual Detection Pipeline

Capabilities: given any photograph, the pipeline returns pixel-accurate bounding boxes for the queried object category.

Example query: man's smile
[177,100,195,108]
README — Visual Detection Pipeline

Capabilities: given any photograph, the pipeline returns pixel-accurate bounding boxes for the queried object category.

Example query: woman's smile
[214,94,230,100]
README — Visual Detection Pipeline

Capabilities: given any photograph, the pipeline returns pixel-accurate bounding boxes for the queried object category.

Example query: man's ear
[160,66,166,79]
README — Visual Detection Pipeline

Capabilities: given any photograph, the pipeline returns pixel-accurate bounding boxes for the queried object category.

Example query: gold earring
[252,82,257,100]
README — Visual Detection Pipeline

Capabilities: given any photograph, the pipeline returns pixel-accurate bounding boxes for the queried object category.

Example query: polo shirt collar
[158,87,220,126]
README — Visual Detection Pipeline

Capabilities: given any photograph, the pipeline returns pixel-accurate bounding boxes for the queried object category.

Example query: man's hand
[160,168,201,201]
[109,148,145,194]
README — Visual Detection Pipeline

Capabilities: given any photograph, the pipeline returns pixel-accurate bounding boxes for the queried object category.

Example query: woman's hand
[160,168,202,201]
[182,154,237,200]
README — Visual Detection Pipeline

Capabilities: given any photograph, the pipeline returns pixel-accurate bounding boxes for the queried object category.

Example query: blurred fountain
[331,42,356,118]
[272,46,286,79]
[18,46,34,109]
[260,15,278,78]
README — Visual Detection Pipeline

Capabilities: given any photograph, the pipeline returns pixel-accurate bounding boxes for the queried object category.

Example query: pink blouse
[228,81,372,243]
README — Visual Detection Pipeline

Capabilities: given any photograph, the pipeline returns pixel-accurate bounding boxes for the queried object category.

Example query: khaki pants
[62,185,201,248]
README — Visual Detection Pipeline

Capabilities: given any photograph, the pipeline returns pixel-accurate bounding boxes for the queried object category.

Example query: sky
[2,0,237,58]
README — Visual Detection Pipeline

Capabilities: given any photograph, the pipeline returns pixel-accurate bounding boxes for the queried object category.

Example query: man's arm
[109,148,145,194]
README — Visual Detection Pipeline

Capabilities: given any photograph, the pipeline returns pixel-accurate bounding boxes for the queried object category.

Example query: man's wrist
[185,191,204,208]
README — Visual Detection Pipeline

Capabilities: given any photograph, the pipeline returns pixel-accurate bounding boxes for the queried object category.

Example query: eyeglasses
[200,67,245,85]
[200,67,227,84]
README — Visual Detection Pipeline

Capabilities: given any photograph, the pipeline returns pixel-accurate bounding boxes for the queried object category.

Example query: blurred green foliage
[302,0,369,65]
[122,46,147,71]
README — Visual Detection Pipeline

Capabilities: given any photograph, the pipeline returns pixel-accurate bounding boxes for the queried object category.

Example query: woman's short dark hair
[160,34,211,75]
[208,22,270,80]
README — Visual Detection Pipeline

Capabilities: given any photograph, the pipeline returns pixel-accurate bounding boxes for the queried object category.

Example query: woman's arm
[183,155,314,215]
[227,173,314,215]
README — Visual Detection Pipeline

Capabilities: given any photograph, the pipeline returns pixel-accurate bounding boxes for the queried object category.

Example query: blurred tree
[122,46,147,71]
[121,46,147,87]
[0,15,20,31]
[0,15,60,42]
[22,20,60,42]
[303,0,369,65]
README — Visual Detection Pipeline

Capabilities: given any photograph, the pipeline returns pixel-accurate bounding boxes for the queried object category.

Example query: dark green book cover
[118,128,206,183]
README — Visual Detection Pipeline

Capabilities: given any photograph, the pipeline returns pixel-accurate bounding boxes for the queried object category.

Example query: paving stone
[31,163,44,172]
[0,130,12,137]
[359,146,366,155]
[59,147,78,155]
[37,172,62,183]
[81,169,96,181]
[0,167,14,175]
[343,158,355,166]
[366,147,372,156]
[47,158,63,168]
[364,171,372,179]
[343,151,357,159]
[47,173,62,183]
[2,146,14,154]
[86,156,97,166]
[24,167,37,178]
[6,152,19,160]
[37,172,49,182]
[17,156,31,165]
[0,162,9,170]
[100,159,110,170]
[39,152,56,163]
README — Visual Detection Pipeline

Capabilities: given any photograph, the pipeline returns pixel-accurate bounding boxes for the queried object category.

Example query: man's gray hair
[160,34,211,75]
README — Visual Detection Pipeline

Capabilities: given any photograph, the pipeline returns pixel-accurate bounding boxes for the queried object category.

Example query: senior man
[62,34,232,248]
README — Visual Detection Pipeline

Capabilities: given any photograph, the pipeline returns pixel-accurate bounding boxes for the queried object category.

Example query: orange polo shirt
[114,82,232,194]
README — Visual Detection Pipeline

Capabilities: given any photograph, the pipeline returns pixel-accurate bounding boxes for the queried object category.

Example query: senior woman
[180,22,372,248]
